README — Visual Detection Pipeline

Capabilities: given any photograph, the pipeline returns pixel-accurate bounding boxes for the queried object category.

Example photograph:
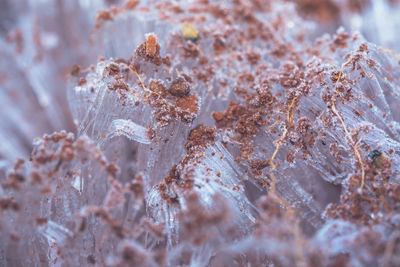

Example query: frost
[108,119,151,144]
[1,0,400,266]
[40,220,73,244]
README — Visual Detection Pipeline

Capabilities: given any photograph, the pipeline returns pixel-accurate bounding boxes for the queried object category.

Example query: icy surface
[1,0,400,266]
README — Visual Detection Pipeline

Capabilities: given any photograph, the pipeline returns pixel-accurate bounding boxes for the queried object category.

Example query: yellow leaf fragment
[182,23,199,40]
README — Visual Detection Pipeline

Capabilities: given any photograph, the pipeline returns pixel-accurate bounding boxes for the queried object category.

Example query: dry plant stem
[380,48,400,63]
[66,66,94,78]
[269,127,287,194]
[269,96,299,194]
[267,115,283,129]
[331,57,366,190]
[122,63,176,109]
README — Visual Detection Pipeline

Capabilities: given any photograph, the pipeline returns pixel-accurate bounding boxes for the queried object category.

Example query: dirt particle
[176,95,198,116]
[35,218,48,225]
[185,124,216,151]
[145,34,157,56]
[70,64,81,77]
[125,0,139,10]
[87,255,96,264]
[169,78,191,97]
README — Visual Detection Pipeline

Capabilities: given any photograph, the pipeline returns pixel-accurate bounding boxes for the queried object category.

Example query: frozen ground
[0,1,400,266]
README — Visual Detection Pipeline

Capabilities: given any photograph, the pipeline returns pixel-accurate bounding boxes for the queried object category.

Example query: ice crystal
[1,0,400,266]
